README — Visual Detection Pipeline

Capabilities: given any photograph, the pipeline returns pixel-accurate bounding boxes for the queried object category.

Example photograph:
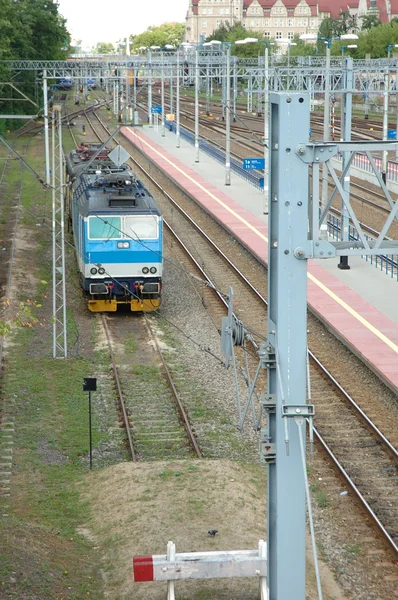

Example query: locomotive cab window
[88,216,122,239]
[125,216,158,240]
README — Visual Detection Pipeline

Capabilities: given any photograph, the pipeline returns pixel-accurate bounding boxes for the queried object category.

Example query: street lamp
[275,38,297,68]
[341,44,357,55]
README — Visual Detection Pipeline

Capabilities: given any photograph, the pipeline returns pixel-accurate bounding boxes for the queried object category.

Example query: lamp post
[275,39,297,69]
[161,52,165,136]
[176,42,193,149]
[147,48,154,125]
[195,43,200,162]
[341,44,357,55]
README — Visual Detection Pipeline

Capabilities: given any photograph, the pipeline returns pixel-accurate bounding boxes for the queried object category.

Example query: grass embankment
[0,130,121,599]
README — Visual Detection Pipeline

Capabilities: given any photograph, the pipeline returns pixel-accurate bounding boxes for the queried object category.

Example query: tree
[318,17,341,40]
[92,42,116,55]
[131,22,185,50]
[355,21,398,58]
[361,15,382,30]
[205,22,265,57]
[0,0,71,132]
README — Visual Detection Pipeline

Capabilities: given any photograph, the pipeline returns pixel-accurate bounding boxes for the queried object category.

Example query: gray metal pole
[148,51,152,126]
[176,50,181,148]
[161,54,165,137]
[52,108,56,358]
[43,69,50,184]
[396,74,398,162]
[264,45,269,209]
[170,62,174,115]
[321,45,331,213]
[338,57,353,270]
[133,65,137,109]
[267,92,309,600]
[221,59,226,121]
[195,46,199,162]
[233,59,237,122]
[206,64,210,115]
[225,46,231,186]
[382,70,389,183]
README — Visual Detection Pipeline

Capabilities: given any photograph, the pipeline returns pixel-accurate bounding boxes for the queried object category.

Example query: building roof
[242,0,391,22]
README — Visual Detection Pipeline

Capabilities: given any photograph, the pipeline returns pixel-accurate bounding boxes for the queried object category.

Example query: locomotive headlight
[142,267,149,274]
[98,267,105,275]
[150,267,157,274]
[90,267,98,275]
[117,241,130,249]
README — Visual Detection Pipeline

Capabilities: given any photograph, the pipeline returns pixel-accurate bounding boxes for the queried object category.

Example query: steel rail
[85,109,398,552]
[144,313,202,459]
[101,314,137,461]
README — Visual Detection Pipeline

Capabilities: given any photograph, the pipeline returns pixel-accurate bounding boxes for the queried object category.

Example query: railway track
[80,109,398,561]
[100,312,201,462]
[142,99,398,240]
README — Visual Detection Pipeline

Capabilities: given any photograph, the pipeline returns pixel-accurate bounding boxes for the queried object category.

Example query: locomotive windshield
[88,217,122,239]
[125,216,158,240]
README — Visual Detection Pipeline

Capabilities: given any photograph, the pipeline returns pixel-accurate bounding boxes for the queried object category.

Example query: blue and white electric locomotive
[70,158,162,312]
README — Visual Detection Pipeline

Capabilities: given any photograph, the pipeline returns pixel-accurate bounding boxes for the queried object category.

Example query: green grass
[315,490,329,508]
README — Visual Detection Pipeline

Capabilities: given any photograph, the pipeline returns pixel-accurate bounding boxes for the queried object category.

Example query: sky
[57,0,188,49]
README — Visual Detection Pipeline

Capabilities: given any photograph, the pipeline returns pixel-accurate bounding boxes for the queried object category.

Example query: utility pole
[322,44,331,214]
[195,45,200,162]
[161,53,165,137]
[266,92,311,600]
[382,70,389,183]
[147,50,152,126]
[51,105,67,359]
[43,69,50,185]
[176,49,181,148]
[225,45,231,185]
[338,57,353,270]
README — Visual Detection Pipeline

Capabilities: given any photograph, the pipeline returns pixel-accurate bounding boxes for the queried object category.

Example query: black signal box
[83,378,97,392]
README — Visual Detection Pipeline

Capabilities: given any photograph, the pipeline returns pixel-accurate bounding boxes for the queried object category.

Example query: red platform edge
[124,127,398,394]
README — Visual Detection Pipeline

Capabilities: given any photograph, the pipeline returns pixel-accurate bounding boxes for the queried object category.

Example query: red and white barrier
[133,539,268,600]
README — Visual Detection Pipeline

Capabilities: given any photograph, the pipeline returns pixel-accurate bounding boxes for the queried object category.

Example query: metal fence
[165,122,397,280]
[328,214,398,280]
[335,151,398,183]
[166,120,264,190]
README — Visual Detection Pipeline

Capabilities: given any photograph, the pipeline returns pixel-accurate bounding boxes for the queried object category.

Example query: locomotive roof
[75,171,161,217]
[66,145,123,177]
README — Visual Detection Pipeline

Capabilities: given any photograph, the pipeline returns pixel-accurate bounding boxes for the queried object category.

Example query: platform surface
[123,125,398,393]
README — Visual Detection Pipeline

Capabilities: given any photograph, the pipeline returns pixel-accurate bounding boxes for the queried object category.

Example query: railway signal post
[83,378,97,470]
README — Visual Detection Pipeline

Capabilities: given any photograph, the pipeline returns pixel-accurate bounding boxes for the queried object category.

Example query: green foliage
[131,22,185,50]
[0,299,41,336]
[0,0,70,130]
[206,22,265,57]
[361,15,382,30]
[318,10,357,41]
[318,17,342,40]
[355,21,398,58]
[92,42,116,55]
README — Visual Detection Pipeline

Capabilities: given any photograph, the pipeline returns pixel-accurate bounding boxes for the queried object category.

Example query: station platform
[123,125,398,395]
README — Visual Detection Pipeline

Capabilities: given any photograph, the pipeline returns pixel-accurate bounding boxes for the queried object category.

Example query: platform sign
[166,113,175,121]
[388,129,397,139]
[109,145,130,167]
[243,157,265,170]
[151,105,162,114]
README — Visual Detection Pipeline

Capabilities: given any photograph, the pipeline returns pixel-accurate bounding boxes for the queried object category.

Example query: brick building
[184,0,398,44]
